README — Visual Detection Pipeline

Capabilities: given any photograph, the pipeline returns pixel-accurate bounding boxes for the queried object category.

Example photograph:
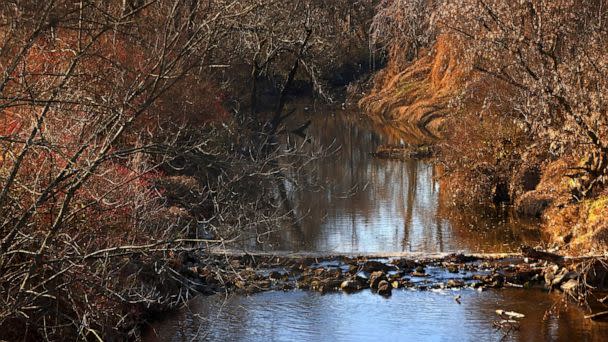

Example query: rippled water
[146,106,608,341]
[148,289,608,342]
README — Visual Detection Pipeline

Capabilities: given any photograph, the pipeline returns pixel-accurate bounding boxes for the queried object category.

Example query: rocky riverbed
[174,249,605,315]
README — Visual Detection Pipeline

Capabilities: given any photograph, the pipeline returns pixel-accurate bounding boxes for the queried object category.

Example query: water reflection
[252,107,539,254]
[146,108,608,342]
[147,289,608,342]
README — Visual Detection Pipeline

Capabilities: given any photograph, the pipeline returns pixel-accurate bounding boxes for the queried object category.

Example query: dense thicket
[364,0,608,250]
[0,1,374,340]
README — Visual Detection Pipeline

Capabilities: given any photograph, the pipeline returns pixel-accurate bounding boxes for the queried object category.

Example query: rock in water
[363,260,389,272]
[496,310,525,319]
[340,280,358,293]
[446,279,465,288]
[377,280,392,297]
[411,265,427,277]
[447,265,459,273]
[369,271,387,289]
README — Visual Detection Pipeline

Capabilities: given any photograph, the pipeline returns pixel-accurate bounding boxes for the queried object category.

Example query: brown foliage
[361,34,467,136]
[366,0,608,249]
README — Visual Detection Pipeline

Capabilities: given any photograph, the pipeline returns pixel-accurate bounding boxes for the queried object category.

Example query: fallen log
[521,246,565,265]
[209,247,605,263]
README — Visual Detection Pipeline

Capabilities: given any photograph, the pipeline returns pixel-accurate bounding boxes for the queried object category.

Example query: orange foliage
[360,34,467,136]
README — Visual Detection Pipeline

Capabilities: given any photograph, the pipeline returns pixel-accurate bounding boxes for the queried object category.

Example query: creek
[146,106,608,341]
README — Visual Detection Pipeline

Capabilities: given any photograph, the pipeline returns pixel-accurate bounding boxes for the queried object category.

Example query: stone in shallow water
[363,260,390,272]
[446,279,465,288]
[340,280,359,293]
[369,271,387,289]
[377,280,392,296]
[447,265,459,273]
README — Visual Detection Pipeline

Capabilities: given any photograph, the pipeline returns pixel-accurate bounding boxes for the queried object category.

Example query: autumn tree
[0,1,380,340]
[437,0,608,200]
[0,1,255,339]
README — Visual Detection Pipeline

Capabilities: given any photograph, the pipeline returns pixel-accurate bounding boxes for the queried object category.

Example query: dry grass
[360,34,467,136]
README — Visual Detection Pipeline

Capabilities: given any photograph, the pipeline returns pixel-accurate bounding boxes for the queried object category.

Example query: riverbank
[360,0,608,255]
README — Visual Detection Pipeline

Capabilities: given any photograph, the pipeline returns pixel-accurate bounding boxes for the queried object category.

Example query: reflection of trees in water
[287,109,392,250]
[436,186,543,252]
[151,277,608,342]
[273,108,447,252]
[258,107,541,253]
[156,285,607,341]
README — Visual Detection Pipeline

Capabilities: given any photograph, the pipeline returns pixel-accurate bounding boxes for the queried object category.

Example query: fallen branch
[521,246,565,265]
[584,311,608,320]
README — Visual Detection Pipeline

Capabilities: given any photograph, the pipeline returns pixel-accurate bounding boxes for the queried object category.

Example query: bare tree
[0,1,242,339]
[0,1,376,340]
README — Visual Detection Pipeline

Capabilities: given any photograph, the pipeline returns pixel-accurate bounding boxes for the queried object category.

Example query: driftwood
[521,246,565,265]
[372,144,434,160]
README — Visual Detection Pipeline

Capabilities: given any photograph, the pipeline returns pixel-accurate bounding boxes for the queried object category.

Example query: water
[146,106,608,341]
[148,290,608,342]
[249,107,540,254]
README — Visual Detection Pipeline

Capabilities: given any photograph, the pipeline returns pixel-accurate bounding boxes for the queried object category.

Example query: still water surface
[249,108,540,254]
[147,107,608,341]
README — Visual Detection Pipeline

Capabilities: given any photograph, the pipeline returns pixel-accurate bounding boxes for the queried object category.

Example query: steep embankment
[360,35,465,138]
